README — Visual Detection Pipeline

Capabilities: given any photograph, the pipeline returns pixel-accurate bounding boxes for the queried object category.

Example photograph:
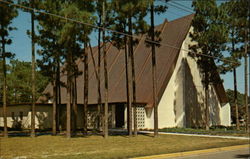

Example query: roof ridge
[153,16,193,105]
[168,14,194,23]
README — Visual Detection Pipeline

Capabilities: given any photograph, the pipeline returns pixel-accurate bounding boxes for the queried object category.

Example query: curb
[131,144,249,159]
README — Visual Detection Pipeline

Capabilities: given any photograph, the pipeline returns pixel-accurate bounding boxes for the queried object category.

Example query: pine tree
[94,0,103,132]
[35,0,65,135]
[110,0,133,136]
[0,0,18,138]
[238,0,250,132]
[219,0,248,130]
[102,0,109,138]
[58,0,95,137]
[221,0,250,132]
[110,0,149,136]
[190,0,228,130]
[7,60,48,104]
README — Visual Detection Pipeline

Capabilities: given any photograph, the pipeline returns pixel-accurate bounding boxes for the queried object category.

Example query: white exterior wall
[0,105,52,129]
[220,103,231,126]
[144,27,231,129]
[183,29,231,127]
[144,39,186,129]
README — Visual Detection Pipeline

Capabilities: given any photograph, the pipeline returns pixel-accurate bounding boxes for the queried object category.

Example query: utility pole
[129,16,137,136]
[128,16,133,137]
[150,3,158,137]
[103,1,109,138]
[30,0,36,138]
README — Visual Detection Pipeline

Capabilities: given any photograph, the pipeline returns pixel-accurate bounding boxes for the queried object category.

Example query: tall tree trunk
[52,69,57,135]
[1,34,8,138]
[231,33,240,130]
[127,18,133,137]
[66,79,71,138]
[66,50,72,138]
[150,4,158,137]
[89,42,100,130]
[72,75,78,134]
[244,29,249,132]
[205,87,209,130]
[103,2,109,138]
[205,70,209,130]
[56,60,61,132]
[30,0,36,138]
[128,16,137,136]
[97,15,102,131]
[233,68,240,130]
[83,43,88,135]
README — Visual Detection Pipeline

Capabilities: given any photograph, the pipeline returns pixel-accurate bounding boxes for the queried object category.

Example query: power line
[158,1,194,23]
[0,0,238,65]
[167,0,230,1]
[170,1,194,13]
[163,0,194,14]
[166,8,189,18]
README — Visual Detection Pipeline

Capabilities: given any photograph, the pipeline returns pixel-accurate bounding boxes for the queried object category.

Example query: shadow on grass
[235,154,250,158]
[138,132,154,138]
[1,129,157,139]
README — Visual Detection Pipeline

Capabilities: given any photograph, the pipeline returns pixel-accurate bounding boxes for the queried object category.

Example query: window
[135,106,145,128]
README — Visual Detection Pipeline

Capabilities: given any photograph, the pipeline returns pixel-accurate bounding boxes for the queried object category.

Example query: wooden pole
[30,0,36,138]
[103,1,109,138]
[150,3,158,137]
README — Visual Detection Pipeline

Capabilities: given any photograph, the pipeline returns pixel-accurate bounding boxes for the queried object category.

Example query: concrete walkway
[110,129,249,140]
[139,131,250,140]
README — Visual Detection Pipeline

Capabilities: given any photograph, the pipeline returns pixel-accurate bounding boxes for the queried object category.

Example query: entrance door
[115,104,124,128]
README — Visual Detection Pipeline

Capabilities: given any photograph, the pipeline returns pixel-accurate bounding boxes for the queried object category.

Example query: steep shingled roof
[38,14,228,106]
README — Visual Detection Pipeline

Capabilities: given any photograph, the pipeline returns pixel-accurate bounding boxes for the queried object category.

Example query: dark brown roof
[38,14,228,107]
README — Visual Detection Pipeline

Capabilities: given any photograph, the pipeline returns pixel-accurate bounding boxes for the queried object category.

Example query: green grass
[0,134,248,159]
[158,127,249,137]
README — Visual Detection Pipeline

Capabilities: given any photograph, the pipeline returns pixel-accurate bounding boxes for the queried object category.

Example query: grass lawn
[0,134,248,159]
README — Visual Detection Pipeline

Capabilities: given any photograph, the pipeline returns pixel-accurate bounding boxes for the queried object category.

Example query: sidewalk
[139,130,250,140]
[110,129,250,140]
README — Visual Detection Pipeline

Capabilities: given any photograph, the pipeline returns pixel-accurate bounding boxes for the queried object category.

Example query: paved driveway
[167,148,250,159]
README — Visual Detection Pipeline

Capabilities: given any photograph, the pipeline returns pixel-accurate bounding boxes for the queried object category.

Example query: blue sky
[5,0,246,93]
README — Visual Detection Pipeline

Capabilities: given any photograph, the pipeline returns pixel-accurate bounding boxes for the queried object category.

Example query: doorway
[115,104,125,128]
